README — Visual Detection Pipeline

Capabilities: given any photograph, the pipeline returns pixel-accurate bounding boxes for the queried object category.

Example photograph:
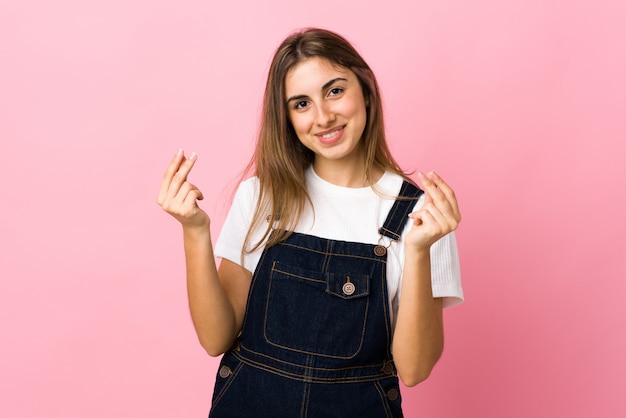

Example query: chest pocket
[265,261,371,358]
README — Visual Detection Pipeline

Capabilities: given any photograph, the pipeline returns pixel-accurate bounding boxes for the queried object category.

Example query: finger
[176,182,204,203]
[414,179,460,234]
[428,171,461,221]
[408,211,423,226]
[419,172,460,223]
[194,185,204,201]
[183,188,204,208]
[412,205,460,244]
[410,209,440,235]
[421,186,433,206]
[167,152,198,200]
[418,172,449,210]
[422,201,458,233]
[157,149,185,205]
[161,182,204,218]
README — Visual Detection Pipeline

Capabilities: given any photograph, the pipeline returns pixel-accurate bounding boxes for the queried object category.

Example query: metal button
[387,388,399,401]
[218,365,232,379]
[374,245,387,256]
[382,362,394,375]
[342,281,356,296]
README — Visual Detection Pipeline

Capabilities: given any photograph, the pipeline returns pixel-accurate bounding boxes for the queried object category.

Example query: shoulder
[222,176,260,228]
[237,176,259,193]
[232,176,260,204]
[376,171,414,201]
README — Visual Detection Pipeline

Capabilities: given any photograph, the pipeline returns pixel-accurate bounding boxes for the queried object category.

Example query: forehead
[284,57,354,96]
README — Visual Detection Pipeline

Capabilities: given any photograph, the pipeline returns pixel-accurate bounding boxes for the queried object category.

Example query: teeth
[321,129,340,139]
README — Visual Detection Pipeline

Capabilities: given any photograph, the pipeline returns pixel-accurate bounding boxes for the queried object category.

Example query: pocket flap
[326,273,370,299]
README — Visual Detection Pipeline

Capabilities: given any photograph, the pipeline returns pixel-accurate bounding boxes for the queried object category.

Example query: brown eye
[328,87,344,97]
[294,100,308,110]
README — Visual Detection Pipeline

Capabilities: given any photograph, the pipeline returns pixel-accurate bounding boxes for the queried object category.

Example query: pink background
[2,0,625,417]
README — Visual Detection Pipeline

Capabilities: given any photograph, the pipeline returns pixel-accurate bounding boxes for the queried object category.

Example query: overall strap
[378,181,424,241]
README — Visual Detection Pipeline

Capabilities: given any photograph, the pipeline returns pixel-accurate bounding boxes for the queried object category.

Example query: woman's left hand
[405,171,461,251]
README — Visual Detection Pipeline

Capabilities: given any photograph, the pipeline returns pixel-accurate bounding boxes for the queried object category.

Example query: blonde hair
[242,28,412,253]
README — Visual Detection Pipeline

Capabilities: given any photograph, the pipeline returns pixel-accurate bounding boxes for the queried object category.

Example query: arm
[157,150,250,356]
[392,171,461,386]
[183,228,251,356]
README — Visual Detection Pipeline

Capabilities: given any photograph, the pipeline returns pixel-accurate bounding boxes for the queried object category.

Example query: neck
[312,160,383,188]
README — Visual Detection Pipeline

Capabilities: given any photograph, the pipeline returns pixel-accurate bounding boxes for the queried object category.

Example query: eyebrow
[286,77,348,103]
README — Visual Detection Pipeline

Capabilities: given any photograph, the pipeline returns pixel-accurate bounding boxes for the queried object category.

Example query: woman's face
[284,57,368,174]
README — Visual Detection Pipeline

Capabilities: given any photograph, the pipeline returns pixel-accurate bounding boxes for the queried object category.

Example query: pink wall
[2,0,625,417]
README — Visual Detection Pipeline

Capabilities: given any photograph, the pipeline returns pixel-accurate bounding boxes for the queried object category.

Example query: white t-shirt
[215,166,464,324]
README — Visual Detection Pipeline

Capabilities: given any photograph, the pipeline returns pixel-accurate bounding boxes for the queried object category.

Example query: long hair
[242,28,412,253]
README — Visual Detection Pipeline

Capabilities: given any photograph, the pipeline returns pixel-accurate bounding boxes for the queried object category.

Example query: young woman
[158,28,463,418]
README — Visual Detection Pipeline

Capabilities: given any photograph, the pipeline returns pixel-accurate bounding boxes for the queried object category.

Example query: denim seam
[379,262,393,358]
[211,360,244,409]
[271,263,327,284]
[378,182,423,240]
[233,352,390,383]
[271,264,371,299]
[278,242,388,263]
[326,272,370,299]
[322,239,332,273]
[299,356,312,417]
[374,381,393,418]
[237,345,392,373]
[378,226,402,240]
[239,249,270,332]
[262,298,370,359]
[377,182,408,240]
[264,264,371,359]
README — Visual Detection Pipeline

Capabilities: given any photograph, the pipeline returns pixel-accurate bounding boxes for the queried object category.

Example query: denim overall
[210,181,423,418]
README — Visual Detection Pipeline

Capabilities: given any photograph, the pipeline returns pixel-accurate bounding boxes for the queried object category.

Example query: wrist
[182,221,212,240]
[404,243,431,260]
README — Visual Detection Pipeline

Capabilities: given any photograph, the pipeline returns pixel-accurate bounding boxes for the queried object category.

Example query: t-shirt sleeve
[214,178,262,273]
[395,193,464,310]
[392,230,464,319]
[430,231,464,308]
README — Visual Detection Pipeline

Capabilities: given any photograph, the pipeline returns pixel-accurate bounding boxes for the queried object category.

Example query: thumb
[408,211,424,226]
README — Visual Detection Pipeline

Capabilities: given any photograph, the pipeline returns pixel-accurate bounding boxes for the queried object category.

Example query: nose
[314,102,335,127]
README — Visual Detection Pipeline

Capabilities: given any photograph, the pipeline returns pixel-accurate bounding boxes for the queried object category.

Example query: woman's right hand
[157,149,210,229]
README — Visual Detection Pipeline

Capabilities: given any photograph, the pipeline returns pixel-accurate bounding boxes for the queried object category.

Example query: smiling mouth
[320,128,341,139]
[317,126,344,139]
